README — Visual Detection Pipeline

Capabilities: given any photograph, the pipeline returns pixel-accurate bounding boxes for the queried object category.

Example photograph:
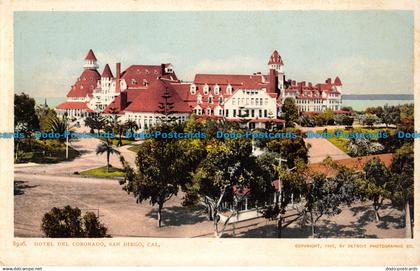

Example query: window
[233,109,236,117]
[225,109,229,117]
[251,110,255,118]
[226,84,232,95]
[259,110,262,118]
[214,84,220,95]
[218,96,223,104]
[131,79,137,85]
[190,84,196,95]
[264,110,268,118]
[207,108,212,115]
[264,98,268,105]
[232,98,236,105]
[197,94,202,104]
[203,84,209,95]
[208,96,213,104]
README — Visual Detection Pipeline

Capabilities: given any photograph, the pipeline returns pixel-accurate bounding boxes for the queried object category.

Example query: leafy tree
[379,104,400,127]
[41,206,108,237]
[262,160,307,238]
[347,137,384,157]
[319,109,335,125]
[83,212,109,237]
[302,168,358,237]
[300,115,315,127]
[188,135,272,237]
[363,113,379,127]
[388,143,414,229]
[14,93,39,132]
[84,114,106,134]
[119,122,192,228]
[264,129,309,168]
[96,140,121,172]
[14,93,40,155]
[342,116,354,127]
[282,97,299,127]
[361,157,390,221]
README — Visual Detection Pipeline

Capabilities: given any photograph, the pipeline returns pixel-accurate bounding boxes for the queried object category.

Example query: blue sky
[14,11,413,98]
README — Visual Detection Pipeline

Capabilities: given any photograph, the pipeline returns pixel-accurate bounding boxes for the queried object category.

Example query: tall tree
[302,168,358,237]
[282,97,299,127]
[119,122,192,228]
[388,143,414,229]
[362,157,390,221]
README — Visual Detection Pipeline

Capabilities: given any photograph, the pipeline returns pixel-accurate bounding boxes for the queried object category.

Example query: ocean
[35,94,414,112]
[342,94,413,111]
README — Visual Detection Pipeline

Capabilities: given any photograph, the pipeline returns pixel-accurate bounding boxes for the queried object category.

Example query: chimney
[116,63,121,93]
[120,91,127,109]
[268,69,278,93]
[308,82,312,88]
[161,64,166,75]
[326,78,331,84]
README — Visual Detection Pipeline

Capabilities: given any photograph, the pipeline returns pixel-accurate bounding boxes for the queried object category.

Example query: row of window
[192,108,270,118]
[232,97,268,106]
[190,84,233,95]
[297,99,324,104]
[197,95,224,105]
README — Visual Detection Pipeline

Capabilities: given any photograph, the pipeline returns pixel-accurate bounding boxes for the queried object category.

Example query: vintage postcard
[0,0,419,267]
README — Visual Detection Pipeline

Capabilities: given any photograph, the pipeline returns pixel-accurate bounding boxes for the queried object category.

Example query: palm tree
[95,140,121,172]
[46,115,74,143]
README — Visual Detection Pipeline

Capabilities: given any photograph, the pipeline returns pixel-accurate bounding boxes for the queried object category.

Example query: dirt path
[305,137,350,163]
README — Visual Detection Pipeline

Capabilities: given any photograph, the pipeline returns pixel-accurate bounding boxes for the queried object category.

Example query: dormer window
[214,84,220,95]
[218,96,223,104]
[143,79,149,86]
[206,108,212,115]
[226,84,232,95]
[190,84,196,94]
[197,94,202,104]
[145,69,149,74]
[203,84,209,95]
[131,79,137,85]
[208,95,213,104]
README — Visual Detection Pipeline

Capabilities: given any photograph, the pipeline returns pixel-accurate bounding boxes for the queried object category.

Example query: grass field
[79,166,125,178]
[319,128,394,155]
[127,144,142,153]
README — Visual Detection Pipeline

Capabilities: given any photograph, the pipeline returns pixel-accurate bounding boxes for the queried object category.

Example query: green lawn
[127,144,142,153]
[15,140,80,164]
[100,138,135,146]
[317,128,394,155]
[79,166,125,178]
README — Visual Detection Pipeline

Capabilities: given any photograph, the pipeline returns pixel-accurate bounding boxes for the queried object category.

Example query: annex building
[56,49,344,130]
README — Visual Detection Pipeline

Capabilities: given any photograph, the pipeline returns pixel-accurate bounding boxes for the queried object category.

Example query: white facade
[124,112,190,131]
[223,88,277,119]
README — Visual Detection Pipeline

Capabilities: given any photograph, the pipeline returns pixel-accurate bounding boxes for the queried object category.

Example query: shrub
[41,206,109,238]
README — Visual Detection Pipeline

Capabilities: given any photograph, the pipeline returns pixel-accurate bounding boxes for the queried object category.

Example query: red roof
[124,79,191,113]
[101,64,113,78]
[102,90,142,114]
[56,101,92,111]
[121,65,178,89]
[334,76,342,86]
[268,50,284,65]
[84,49,97,61]
[194,74,268,88]
[66,69,101,98]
